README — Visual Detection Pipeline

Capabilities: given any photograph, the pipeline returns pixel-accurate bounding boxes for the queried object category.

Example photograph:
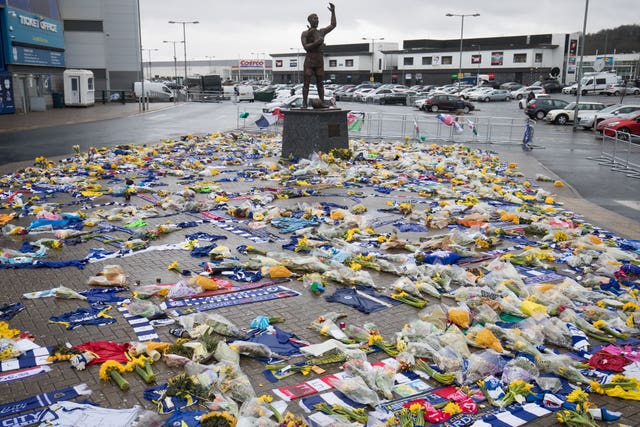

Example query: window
[535,53,543,63]
[404,57,414,66]
[345,59,354,67]
[596,78,606,85]
[87,78,94,90]
[442,56,452,65]
[422,56,432,65]
[513,53,527,63]
[329,60,337,67]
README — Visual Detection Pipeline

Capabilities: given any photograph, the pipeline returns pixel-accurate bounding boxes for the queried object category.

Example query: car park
[577,104,640,129]
[420,94,475,113]
[524,98,570,120]
[262,94,336,113]
[596,111,640,140]
[474,88,512,102]
[510,85,545,100]
[603,83,640,96]
[544,101,606,125]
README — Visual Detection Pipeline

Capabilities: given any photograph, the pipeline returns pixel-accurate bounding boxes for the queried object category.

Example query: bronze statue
[301,3,336,109]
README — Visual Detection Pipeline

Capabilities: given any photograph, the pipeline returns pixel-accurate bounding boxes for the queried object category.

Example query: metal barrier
[187,90,224,103]
[347,111,527,145]
[229,106,530,146]
[592,131,640,178]
[100,90,127,104]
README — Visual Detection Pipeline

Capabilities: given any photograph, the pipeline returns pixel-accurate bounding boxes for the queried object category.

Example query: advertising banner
[471,54,481,64]
[490,52,503,66]
[0,71,16,115]
[568,39,577,65]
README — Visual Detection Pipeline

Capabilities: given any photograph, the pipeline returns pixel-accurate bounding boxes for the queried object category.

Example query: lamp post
[168,20,199,88]
[445,13,480,92]
[573,0,589,132]
[163,40,183,86]
[362,37,384,82]
[251,52,266,82]
[142,48,158,80]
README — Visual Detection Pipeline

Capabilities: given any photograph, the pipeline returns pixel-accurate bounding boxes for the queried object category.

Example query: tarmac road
[0,96,638,232]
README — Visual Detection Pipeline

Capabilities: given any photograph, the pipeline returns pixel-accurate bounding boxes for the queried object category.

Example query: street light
[251,52,267,81]
[362,37,384,82]
[142,48,158,80]
[168,20,199,88]
[290,48,301,84]
[445,13,480,91]
[163,40,183,87]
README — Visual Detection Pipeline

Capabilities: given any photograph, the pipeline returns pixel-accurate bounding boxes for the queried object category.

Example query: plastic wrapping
[464,349,504,385]
[501,357,539,385]
[328,375,380,406]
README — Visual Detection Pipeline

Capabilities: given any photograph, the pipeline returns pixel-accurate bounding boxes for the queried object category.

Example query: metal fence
[232,104,530,146]
[590,131,640,178]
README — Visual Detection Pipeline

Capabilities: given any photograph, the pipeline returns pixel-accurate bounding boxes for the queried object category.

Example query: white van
[223,85,255,102]
[133,81,174,101]
[578,72,619,95]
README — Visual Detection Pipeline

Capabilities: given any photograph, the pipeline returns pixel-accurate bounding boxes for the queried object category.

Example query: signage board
[11,45,65,67]
[4,7,64,49]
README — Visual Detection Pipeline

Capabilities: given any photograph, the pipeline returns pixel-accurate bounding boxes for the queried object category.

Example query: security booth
[63,69,95,107]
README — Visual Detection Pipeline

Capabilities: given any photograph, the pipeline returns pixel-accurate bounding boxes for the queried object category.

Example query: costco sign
[240,60,264,69]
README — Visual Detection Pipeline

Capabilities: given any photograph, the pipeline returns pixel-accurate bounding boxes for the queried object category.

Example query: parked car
[500,81,523,91]
[596,111,640,140]
[510,85,545,100]
[544,101,606,125]
[262,94,335,113]
[577,104,640,129]
[603,83,640,96]
[524,98,570,120]
[420,94,475,113]
[474,89,512,102]
[518,92,549,109]
[562,83,578,95]
[378,91,415,105]
[462,86,492,100]
[541,80,565,93]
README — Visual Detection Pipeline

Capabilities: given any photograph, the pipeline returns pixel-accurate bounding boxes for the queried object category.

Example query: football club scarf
[0,383,91,417]
[144,384,198,414]
[0,346,52,373]
[0,303,25,321]
[347,112,364,132]
[1,401,145,427]
[48,305,116,330]
[0,366,51,384]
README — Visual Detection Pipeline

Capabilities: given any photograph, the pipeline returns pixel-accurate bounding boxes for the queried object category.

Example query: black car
[524,98,569,120]
[379,92,410,105]
[421,94,475,113]
[541,80,565,93]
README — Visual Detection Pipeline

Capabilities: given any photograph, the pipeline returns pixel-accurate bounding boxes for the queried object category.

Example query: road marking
[615,200,640,211]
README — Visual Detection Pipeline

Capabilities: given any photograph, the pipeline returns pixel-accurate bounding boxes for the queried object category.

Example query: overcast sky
[140,0,637,61]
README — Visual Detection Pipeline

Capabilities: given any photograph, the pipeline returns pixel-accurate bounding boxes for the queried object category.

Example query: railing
[591,131,640,178]
[229,105,531,145]
[186,89,224,103]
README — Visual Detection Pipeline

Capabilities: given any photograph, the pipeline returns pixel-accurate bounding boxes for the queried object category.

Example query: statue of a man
[301,3,336,109]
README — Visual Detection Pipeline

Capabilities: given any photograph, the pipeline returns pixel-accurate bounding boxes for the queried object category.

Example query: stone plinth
[281,108,349,159]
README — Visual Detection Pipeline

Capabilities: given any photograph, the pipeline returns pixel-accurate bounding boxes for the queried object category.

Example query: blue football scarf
[324,286,401,314]
[0,383,91,417]
[48,305,116,330]
[0,346,52,373]
[144,384,198,414]
[80,287,128,304]
[0,303,25,320]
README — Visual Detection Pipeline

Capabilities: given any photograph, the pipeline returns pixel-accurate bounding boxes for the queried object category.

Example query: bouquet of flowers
[327,376,380,406]
[590,374,640,400]
[464,349,504,385]
[310,315,351,343]
[99,360,130,391]
[314,402,368,424]
[228,341,288,360]
[203,314,246,338]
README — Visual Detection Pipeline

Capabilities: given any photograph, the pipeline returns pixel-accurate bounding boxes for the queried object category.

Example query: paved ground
[0,103,639,427]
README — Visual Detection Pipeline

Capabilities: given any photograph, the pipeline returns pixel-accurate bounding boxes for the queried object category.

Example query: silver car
[577,104,640,129]
[475,89,512,102]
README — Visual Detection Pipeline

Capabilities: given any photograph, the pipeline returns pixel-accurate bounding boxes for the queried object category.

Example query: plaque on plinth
[281,108,349,159]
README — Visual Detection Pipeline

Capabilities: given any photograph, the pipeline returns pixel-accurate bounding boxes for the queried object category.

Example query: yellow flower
[350,262,362,271]
[330,210,344,220]
[566,388,589,404]
[623,302,639,312]
[258,394,273,403]
[167,261,180,272]
[443,402,461,415]
[554,231,568,242]
[554,180,564,187]
[593,320,607,330]
[544,196,555,204]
